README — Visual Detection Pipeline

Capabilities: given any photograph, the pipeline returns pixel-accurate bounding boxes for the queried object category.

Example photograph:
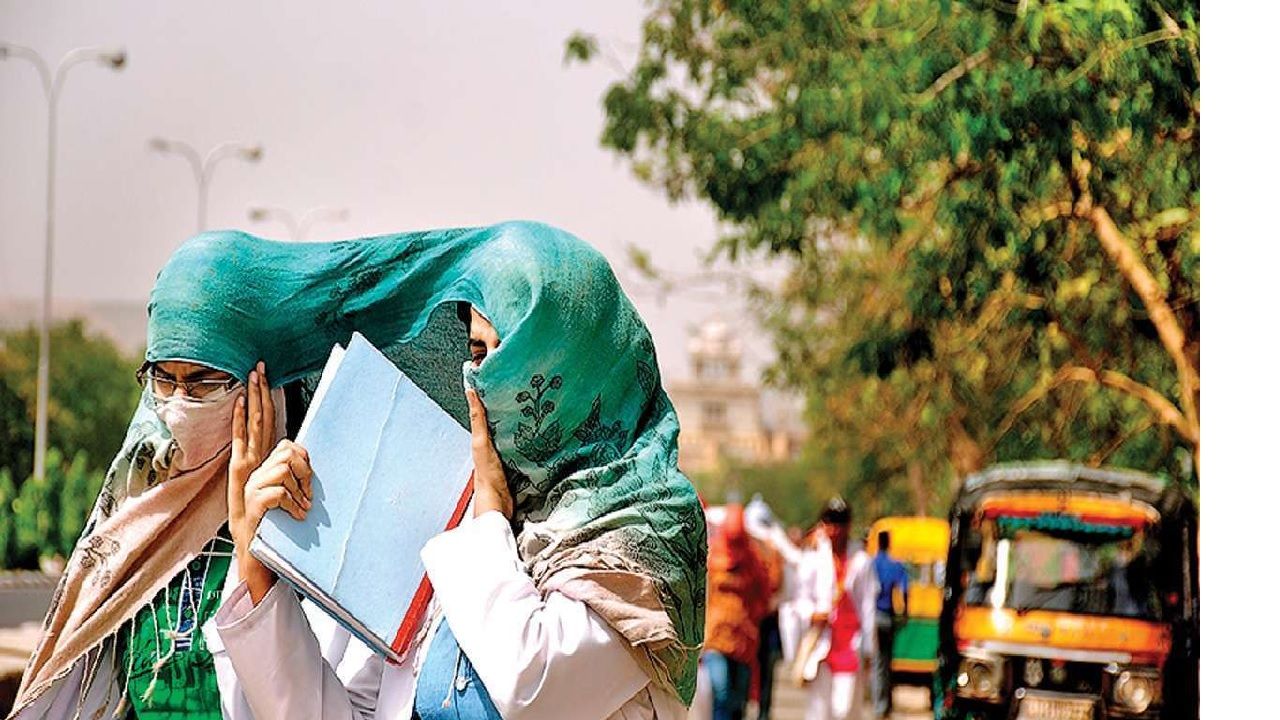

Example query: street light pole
[1,42,126,484]
[248,206,349,241]
[150,138,263,233]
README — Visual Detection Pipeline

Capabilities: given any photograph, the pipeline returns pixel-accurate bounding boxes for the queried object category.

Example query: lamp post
[150,138,263,233]
[1,42,126,483]
[247,206,349,241]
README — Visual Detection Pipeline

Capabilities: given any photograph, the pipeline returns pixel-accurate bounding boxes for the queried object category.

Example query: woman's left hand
[466,388,513,520]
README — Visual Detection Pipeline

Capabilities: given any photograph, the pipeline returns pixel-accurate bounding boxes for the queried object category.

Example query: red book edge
[389,472,475,663]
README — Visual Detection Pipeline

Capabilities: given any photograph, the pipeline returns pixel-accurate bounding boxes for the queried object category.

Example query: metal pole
[196,165,209,233]
[34,65,57,486]
[152,139,261,233]
[3,44,124,482]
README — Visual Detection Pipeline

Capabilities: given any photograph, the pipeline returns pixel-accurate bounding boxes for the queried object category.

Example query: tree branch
[1089,418,1154,467]
[996,365,1194,446]
[1060,27,1181,88]
[916,47,991,104]
[1088,206,1199,442]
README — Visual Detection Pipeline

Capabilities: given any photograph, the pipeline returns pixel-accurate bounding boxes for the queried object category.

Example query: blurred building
[667,317,804,475]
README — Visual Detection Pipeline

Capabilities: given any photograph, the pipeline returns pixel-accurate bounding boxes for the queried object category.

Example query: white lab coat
[210,510,686,719]
[11,511,686,720]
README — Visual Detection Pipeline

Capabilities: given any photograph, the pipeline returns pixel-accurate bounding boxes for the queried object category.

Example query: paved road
[767,680,932,720]
[692,663,933,720]
[0,572,57,713]
[0,574,55,628]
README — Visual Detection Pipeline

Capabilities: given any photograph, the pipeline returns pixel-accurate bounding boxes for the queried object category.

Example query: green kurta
[116,526,233,719]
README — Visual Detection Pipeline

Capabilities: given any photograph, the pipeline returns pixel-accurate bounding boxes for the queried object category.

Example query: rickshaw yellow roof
[868,516,949,563]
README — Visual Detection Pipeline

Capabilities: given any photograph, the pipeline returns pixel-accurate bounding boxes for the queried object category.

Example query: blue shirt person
[870,529,909,718]
[873,544,910,615]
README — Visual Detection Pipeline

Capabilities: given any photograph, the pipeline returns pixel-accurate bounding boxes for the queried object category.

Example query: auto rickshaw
[867,516,949,693]
[935,462,1198,720]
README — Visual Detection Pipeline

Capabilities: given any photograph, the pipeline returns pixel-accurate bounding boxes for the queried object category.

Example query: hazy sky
[0,1,783,381]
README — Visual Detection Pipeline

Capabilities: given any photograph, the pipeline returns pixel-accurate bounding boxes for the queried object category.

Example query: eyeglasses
[136,366,240,401]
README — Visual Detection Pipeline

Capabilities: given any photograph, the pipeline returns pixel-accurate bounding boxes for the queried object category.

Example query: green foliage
[564,32,600,65]
[3,447,98,568]
[59,451,94,553]
[0,319,141,480]
[694,451,913,530]
[0,468,16,566]
[0,376,33,481]
[0,319,135,568]
[693,458,817,529]
[577,0,1199,512]
[12,448,61,567]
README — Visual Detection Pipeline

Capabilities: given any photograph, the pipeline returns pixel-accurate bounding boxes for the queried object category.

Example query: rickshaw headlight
[956,655,1004,702]
[1111,669,1159,714]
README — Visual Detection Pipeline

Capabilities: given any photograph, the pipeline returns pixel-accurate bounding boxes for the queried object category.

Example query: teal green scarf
[145,220,706,702]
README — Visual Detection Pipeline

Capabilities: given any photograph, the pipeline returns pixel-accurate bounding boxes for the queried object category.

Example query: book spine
[389,474,476,661]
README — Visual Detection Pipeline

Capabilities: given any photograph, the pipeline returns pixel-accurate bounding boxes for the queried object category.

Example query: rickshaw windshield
[909,561,946,587]
[963,515,1162,620]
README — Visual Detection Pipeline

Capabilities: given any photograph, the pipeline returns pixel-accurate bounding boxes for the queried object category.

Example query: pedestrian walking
[796,498,875,720]
[776,525,810,666]
[745,496,787,720]
[871,530,910,719]
[703,503,771,720]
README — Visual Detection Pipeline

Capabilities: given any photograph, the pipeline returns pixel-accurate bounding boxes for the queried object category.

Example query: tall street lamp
[150,138,263,233]
[248,206,350,241]
[1,42,126,483]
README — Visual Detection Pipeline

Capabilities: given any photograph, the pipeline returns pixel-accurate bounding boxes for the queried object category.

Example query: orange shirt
[704,532,771,663]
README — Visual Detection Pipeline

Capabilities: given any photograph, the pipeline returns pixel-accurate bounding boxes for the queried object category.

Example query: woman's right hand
[466,388,513,520]
[229,361,314,603]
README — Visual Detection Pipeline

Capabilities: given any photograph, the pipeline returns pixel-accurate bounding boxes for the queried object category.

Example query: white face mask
[151,386,244,471]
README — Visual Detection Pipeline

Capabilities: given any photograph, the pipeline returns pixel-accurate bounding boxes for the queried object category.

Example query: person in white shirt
[210,305,701,720]
[776,525,813,667]
[796,499,876,720]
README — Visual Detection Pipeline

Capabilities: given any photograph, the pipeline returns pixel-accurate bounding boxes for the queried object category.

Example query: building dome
[688,316,743,361]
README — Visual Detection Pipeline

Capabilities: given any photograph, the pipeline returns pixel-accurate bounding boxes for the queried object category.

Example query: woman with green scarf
[202,220,706,719]
[10,220,705,720]
[10,349,288,719]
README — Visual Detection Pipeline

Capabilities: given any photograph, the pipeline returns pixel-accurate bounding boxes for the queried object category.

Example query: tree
[12,448,62,567]
[58,451,94,555]
[0,377,33,483]
[571,0,1198,507]
[0,468,16,567]
[3,448,98,568]
[0,319,142,480]
[691,456,840,529]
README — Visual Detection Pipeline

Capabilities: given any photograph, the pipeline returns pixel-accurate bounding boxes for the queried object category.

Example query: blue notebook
[250,332,475,662]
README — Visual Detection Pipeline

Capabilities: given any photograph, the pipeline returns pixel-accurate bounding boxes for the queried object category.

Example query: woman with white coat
[8,221,707,720]
[209,306,694,719]
[200,222,707,720]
